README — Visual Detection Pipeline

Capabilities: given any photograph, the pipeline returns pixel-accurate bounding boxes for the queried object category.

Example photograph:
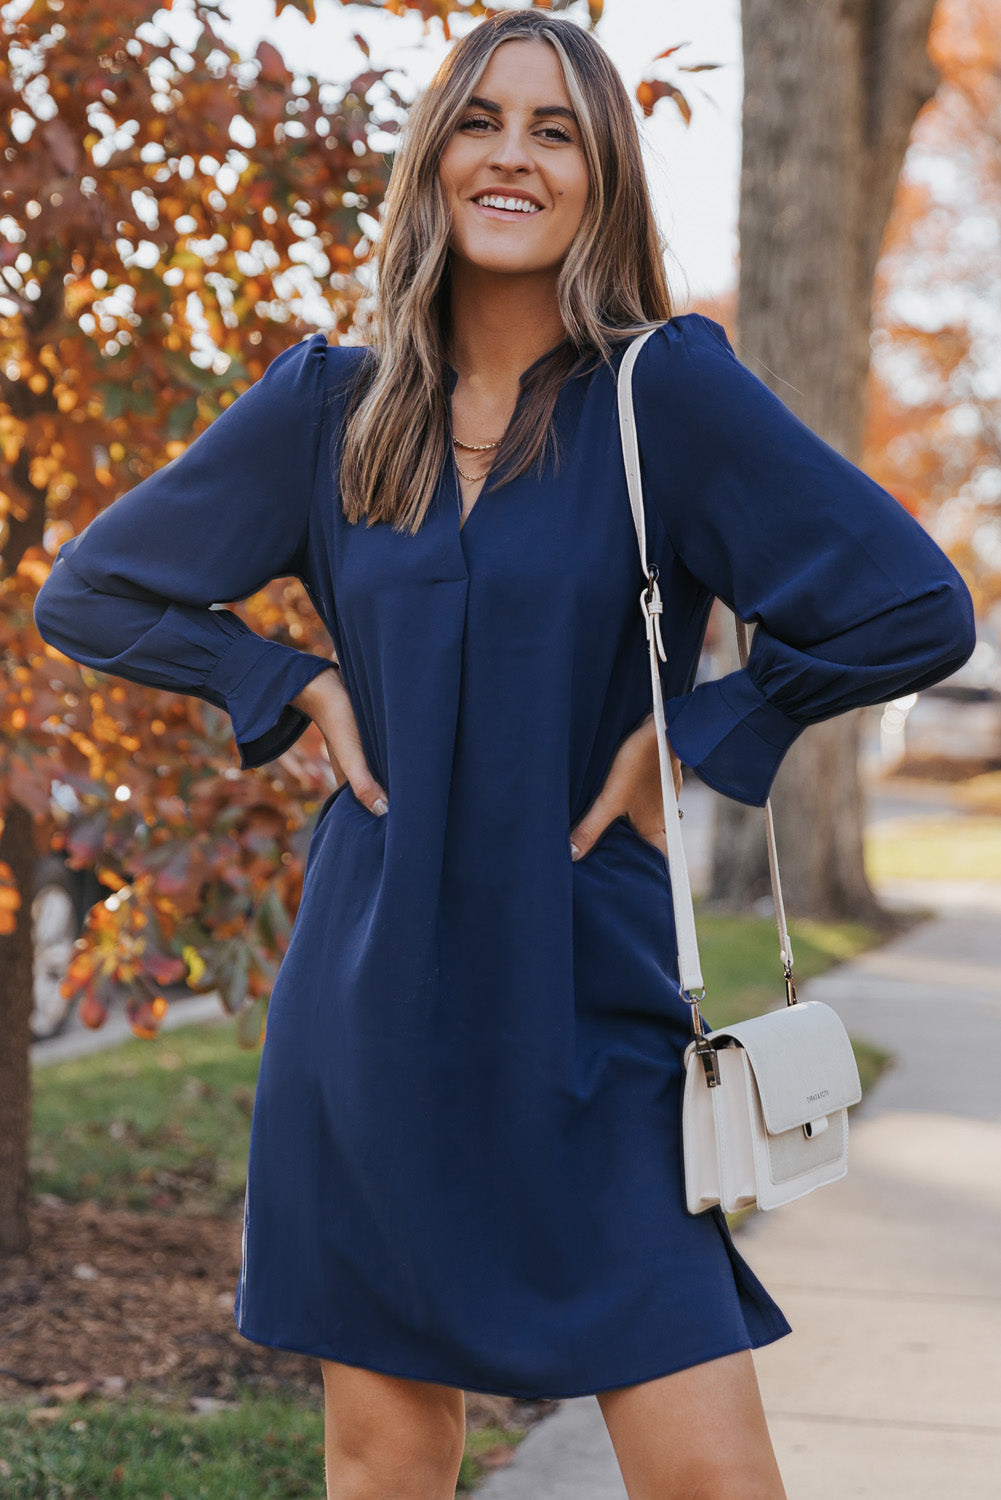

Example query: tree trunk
[713,0,941,919]
[0,801,36,1257]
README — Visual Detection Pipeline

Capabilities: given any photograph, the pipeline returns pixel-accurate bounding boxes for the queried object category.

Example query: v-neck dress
[32,313,976,1399]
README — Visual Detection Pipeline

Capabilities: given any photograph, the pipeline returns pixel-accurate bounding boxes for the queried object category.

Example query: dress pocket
[604,814,671,876]
[313,779,350,832]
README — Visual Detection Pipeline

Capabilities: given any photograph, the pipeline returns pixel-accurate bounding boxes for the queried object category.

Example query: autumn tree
[869,0,1001,622]
[0,0,405,1256]
[706,0,977,920]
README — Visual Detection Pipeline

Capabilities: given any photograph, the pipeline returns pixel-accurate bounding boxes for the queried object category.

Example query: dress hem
[232,1313,793,1401]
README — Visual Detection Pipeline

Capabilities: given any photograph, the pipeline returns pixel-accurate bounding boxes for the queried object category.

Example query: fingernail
[373,797,388,816]
[570,842,581,861]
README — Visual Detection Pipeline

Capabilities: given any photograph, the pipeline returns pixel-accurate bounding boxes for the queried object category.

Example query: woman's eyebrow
[465,94,579,126]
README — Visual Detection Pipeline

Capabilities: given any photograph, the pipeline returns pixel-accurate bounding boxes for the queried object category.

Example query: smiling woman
[31,8,976,1500]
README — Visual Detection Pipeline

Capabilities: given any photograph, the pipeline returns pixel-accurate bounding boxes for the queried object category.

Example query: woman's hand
[290,666,389,817]
[569,713,682,861]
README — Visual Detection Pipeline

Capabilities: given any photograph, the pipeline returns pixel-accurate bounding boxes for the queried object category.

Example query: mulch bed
[0,1196,559,1442]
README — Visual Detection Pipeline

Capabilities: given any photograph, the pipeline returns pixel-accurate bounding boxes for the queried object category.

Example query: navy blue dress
[33,314,976,1398]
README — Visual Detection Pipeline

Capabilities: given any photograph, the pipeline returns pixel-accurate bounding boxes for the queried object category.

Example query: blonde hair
[335,9,675,534]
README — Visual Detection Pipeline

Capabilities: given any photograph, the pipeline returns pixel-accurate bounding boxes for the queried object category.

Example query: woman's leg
[595,1349,787,1500]
[319,1358,467,1500]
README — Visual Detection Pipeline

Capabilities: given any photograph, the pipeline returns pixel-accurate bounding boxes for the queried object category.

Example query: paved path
[477,900,1001,1500]
[31,991,226,1069]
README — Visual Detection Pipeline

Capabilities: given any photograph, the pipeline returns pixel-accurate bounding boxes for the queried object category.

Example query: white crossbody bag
[616,326,862,1215]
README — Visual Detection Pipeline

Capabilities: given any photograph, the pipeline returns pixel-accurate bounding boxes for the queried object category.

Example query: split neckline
[443,337,577,395]
[443,338,612,539]
[445,340,570,537]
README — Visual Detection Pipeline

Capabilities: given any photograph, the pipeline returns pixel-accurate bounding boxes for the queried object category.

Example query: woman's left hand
[569,713,682,862]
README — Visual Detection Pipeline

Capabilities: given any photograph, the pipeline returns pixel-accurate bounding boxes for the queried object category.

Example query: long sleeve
[634,314,977,806]
[33,332,337,770]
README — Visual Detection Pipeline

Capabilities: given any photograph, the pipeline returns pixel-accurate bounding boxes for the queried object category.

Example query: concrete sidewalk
[31,990,226,1068]
[477,901,1001,1500]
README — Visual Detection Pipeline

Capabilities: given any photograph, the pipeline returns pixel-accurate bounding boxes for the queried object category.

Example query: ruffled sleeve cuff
[204,631,337,770]
[663,668,808,807]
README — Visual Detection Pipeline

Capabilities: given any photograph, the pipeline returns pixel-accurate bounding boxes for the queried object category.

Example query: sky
[209,0,744,312]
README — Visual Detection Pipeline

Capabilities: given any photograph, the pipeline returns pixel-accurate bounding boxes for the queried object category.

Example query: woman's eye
[458,117,573,144]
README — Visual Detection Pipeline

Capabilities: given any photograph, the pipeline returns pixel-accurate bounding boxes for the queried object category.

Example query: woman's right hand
[290,666,389,817]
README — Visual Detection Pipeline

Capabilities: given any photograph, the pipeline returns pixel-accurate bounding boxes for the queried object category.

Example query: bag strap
[615,326,798,1058]
[731,614,796,1002]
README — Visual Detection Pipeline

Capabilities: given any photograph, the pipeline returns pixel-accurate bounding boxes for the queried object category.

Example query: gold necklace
[452,433,501,483]
[454,454,490,482]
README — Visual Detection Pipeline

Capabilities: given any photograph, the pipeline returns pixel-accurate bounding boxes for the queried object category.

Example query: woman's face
[438,38,590,278]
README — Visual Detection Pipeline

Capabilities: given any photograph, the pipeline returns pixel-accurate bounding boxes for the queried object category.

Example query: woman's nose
[484,126,535,174]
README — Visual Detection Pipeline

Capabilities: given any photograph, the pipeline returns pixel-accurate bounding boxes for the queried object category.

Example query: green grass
[30,1015,258,1215]
[458,1425,526,1492]
[865,814,1001,884]
[696,911,878,1026]
[0,1390,325,1500]
[0,1390,527,1499]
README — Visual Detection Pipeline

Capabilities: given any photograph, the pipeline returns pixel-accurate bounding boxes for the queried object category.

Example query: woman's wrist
[290,663,341,716]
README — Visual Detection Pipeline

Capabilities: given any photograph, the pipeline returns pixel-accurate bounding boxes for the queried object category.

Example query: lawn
[30,1016,259,1217]
[0,1388,523,1499]
[8,909,887,1499]
[0,1391,326,1500]
[865,812,1001,884]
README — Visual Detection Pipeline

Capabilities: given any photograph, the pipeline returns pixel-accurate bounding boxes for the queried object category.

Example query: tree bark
[711,0,941,919]
[0,802,36,1257]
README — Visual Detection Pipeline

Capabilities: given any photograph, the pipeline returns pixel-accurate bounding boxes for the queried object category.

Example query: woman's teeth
[474,196,542,214]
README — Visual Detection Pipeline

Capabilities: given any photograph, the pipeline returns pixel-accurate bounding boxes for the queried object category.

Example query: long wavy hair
[335,9,675,534]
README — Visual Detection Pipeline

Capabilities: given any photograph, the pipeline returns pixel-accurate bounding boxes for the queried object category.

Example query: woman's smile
[471,195,544,221]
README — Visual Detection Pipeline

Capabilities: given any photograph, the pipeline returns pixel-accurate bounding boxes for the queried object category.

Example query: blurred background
[2,2,999,1497]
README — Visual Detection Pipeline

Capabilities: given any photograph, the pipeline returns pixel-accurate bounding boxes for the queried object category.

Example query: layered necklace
[452,431,501,482]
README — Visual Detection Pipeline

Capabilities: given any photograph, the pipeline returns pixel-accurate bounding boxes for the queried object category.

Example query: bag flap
[708,1000,861,1134]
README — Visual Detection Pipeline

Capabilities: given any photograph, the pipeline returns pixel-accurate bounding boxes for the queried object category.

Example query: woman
[33,11,975,1500]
